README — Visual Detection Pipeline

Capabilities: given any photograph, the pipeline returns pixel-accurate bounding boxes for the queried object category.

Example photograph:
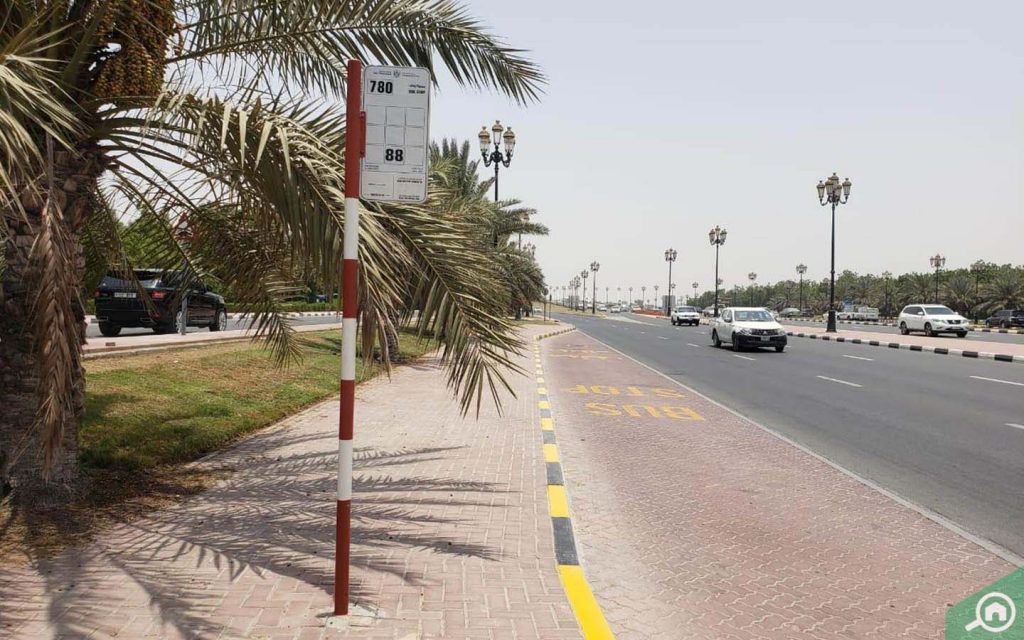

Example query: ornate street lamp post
[796,264,807,314]
[816,172,853,332]
[708,226,727,317]
[748,272,757,306]
[589,261,600,314]
[580,269,588,312]
[691,281,699,304]
[478,120,520,245]
[654,284,659,311]
[478,120,516,202]
[929,253,946,304]
[641,286,646,309]
[664,248,678,316]
[881,271,892,318]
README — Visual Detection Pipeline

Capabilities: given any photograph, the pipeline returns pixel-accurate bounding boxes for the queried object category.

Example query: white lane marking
[842,354,874,361]
[686,343,700,348]
[970,375,1024,387]
[733,354,756,361]
[816,375,863,388]
[1006,423,1024,431]
[657,336,668,340]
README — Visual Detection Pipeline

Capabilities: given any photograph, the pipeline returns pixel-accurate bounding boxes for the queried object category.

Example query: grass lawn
[1,330,433,560]
[81,330,433,470]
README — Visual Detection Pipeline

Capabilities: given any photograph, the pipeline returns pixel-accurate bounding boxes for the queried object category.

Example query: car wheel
[775,345,785,353]
[210,308,227,332]
[957,332,967,338]
[98,322,121,338]
[712,330,721,348]
[899,322,909,335]
[671,319,677,326]
[731,337,741,352]
[1002,321,1011,329]
[925,323,935,337]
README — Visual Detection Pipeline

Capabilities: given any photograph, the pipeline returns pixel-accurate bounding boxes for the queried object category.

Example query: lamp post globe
[589,261,600,314]
[748,272,757,306]
[817,173,852,332]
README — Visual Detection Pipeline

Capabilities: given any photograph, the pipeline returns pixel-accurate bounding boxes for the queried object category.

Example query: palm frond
[174,0,545,103]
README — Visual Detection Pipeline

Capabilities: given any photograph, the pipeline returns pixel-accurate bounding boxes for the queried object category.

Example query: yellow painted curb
[558,566,616,639]
[547,485,570,517]
[543,443,560,463]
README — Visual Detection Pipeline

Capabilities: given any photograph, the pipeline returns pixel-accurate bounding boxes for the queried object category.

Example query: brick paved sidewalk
[1,324,580,640]
[542,331,1016,639]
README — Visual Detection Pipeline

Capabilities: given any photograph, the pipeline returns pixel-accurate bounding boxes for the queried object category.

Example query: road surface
[554,311,1024,558]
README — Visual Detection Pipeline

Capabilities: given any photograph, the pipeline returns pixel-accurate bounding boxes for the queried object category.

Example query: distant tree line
[687,262,1024,319]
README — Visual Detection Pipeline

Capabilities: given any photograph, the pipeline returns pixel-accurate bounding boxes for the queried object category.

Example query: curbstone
[785,331,1023,365]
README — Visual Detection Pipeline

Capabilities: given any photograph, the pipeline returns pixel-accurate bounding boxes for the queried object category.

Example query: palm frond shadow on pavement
[0,437,509,639]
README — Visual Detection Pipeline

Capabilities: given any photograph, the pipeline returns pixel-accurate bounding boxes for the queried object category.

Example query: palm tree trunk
[0,152,92,496]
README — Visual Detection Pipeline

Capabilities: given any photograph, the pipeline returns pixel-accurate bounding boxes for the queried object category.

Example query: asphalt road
[555,311,1024,559]
[84,314,340,339]
[783,319,1024,345]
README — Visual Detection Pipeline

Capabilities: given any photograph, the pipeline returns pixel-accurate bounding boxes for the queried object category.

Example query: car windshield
[924,306,955,315]
[733,310,773,322]
[101,271,163,289]
[675,307,697,313]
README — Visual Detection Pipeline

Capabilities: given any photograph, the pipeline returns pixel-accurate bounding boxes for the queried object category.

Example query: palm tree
[980,269,1024,315]
[1,1,544,490]
[943,273,974,316]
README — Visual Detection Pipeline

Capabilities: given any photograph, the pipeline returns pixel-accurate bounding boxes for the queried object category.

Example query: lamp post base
[826,310,837,333]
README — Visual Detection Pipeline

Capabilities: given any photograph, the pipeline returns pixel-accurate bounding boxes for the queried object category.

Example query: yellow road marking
[539,400,550,410]
[543,444,560,463]
[547,485,569,517]
[558,565,616,639]
[540,417,554,431]
[537,387,548,395]
[537,377,545,383]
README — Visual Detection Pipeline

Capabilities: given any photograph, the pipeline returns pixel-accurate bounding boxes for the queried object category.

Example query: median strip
[785,331,1024,365]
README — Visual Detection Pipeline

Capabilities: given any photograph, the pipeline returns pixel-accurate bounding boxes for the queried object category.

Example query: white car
[710,307,788,352]
[897,304,969,337]
[670,306,701,326]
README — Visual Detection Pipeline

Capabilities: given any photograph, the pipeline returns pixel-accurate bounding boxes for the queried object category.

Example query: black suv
[93,269,228,337]
[985,309,1024,329]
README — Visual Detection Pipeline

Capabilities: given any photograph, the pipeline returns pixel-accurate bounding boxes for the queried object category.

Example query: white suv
[670,306,701,326]
[897,304,969,338]
[710,307,788,352]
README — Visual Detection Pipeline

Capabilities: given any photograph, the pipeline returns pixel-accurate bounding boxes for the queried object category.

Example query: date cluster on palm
[91,0,175,106]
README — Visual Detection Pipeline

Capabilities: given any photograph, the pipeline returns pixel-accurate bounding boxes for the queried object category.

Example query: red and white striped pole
[335,58,363,617]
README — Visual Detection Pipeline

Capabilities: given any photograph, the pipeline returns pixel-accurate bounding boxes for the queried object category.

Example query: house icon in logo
[984,600,1010,624]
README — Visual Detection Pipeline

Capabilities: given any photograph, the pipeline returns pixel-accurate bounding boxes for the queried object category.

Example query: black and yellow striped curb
[785,331,1024,364]
[533,328,614,639]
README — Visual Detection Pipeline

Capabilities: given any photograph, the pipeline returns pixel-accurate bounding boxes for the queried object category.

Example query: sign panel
[360,65,431,203]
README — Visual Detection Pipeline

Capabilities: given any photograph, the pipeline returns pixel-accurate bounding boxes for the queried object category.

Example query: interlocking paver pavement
[1,324,579,639]
[541,331,1015,639]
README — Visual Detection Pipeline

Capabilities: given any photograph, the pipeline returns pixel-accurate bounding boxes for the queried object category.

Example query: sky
[427,0,1024,300]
